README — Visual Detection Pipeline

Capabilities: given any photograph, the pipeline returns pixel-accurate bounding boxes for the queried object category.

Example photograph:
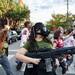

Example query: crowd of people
[0,20,75,75]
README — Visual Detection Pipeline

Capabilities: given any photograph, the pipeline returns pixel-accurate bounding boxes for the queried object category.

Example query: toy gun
[26,46,75,59]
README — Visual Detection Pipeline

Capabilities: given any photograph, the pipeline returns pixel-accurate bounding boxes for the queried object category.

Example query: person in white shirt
[20,21,31,47]
[64,35,75,47]
[64,29,75,47]
[16,21,32,71]
[64,29,75,66]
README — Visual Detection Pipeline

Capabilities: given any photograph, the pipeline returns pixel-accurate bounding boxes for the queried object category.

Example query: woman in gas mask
[16,22,54,75]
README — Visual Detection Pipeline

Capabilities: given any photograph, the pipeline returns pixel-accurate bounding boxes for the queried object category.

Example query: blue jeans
[0,55,13,75]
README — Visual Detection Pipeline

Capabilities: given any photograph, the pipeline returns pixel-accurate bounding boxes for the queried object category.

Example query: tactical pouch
[38,59,46,70]
[38,58,52,72]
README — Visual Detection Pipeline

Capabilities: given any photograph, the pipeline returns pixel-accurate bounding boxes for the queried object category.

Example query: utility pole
[67,0,69,21]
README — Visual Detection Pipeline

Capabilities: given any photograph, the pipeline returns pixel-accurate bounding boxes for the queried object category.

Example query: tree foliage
[0,0,30,21]
[47,13,75,30]
[0,0,12,17]
[5,3,30,21]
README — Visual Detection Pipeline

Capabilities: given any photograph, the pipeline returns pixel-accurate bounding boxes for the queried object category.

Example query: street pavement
[0,41,24,75]
[0,40,75,75]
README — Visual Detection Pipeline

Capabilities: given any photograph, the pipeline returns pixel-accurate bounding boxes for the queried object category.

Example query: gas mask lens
[43,27,47,32]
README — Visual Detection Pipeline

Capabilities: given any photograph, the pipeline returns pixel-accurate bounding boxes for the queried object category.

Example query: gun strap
[29,40,39,51]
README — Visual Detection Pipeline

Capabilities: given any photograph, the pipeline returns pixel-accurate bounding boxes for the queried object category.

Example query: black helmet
[32,22,50,37]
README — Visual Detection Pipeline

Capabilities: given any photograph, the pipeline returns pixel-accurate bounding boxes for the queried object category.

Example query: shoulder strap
[29,40,39,51]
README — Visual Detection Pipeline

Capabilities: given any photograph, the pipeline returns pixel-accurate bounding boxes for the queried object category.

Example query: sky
[23,0,75,23]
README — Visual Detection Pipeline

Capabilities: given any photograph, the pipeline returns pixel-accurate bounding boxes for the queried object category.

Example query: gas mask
[32,22,50,37]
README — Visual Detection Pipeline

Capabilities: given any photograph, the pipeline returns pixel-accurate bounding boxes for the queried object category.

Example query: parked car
[8,30,18,44]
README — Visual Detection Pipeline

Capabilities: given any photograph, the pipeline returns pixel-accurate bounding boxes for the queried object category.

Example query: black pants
[16,61,23,70]
[5,48,8,56]
[24,65,54,75]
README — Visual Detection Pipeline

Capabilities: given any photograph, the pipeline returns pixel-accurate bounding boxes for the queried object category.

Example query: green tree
[5,3,30,21]
[0,0,30,28]
[46,13,75,30]
[0,0,8,16]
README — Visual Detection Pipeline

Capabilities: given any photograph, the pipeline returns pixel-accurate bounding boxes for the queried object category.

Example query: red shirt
[54,38,64,48]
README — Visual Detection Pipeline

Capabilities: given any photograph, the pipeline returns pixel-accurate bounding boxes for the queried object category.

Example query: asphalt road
[0,41,23,75]
[0,40,75,75]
